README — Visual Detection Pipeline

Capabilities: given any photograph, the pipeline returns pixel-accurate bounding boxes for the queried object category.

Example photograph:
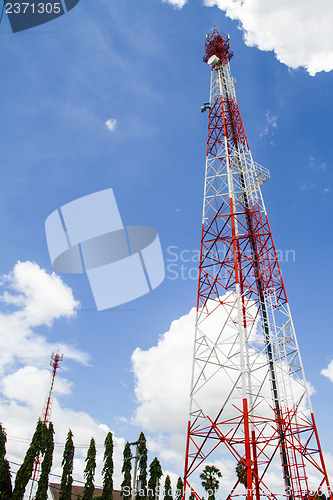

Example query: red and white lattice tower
[40,352,63,425]
[183,28,331,500]
[29,352,63,498]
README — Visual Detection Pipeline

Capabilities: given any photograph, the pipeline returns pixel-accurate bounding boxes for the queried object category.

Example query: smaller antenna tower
[29,352,63,498]
[41,352,63,424]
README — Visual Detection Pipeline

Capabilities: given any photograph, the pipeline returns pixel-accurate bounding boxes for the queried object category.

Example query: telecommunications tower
[29,352,63,498]
[40,352,63,425]
[183,28,331,500]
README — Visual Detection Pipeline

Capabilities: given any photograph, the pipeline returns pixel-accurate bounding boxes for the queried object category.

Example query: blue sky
[0,0,333,494]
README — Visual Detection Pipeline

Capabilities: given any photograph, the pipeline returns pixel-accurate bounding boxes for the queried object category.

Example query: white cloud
[201,0,333,76]
[162,0,187,8]
[105,118,117,132]
[0,261,126,491]
[132,307,195,435]
[1,366,71,407]
[0,261,85,374]
[321,360,333,382]
[0,260,80,327]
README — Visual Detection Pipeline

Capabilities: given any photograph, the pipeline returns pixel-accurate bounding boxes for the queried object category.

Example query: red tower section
[183,28,331,500]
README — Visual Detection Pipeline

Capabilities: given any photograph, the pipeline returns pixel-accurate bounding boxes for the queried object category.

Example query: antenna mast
[183,28,331,500]
[41,352,63,424]
[29,352,63,498]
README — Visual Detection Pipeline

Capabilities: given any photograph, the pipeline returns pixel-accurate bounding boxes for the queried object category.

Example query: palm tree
[199,465,222,500]
[235,459,254,489]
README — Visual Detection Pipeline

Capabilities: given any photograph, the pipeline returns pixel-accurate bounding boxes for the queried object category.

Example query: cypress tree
[137,432,147,500]
[0,423,12,499]
[175,478,183,500]
[35,422,55,500]
[164,475,173,500]
[148,458,162,500]
[83,438,96,500]
[102,432,114,500]
[13,419,46,500]
[59,429,75,500]
[121,442,132,499]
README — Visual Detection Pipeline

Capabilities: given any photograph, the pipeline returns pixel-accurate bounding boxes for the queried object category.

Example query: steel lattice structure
[40,352,63,424]
[29,352,63,499]
[183,28,331,500]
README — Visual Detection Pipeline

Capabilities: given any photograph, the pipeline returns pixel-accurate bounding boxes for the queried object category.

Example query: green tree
[83,438,96,500]
[102,432,114,500]
[137,432,148,500]
[235,460,253,489]
[13,420,46,500]
[0,423,12,499]
[59,429,75,500]
[175,478,183,500]
[35,422,55,500]
[148,457,163,500]
[164,475,173,500]
[121,442,132,499]
[304,493,327,500]
[199,465,222,500]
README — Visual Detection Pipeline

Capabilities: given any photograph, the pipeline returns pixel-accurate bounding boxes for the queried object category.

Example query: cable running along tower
[183,29,331,500]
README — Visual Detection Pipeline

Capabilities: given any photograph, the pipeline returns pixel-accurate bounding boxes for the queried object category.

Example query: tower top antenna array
[204,28,233,64]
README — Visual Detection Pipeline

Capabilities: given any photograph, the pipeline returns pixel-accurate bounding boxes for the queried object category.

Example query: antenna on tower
[29,352,63,499]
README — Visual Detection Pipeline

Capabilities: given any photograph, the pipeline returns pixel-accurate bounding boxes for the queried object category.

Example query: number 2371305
[6,2,62,14]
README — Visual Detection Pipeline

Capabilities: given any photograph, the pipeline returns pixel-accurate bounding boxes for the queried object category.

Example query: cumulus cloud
[203,0,333,75]
[131,307,195,470]
[105,118,117,132]
[0,261,125,490]
[1,366,71,407]
[0,260,80,327]
[0,261,85,374]
[132,307,195,435]
[168,0,333,75]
